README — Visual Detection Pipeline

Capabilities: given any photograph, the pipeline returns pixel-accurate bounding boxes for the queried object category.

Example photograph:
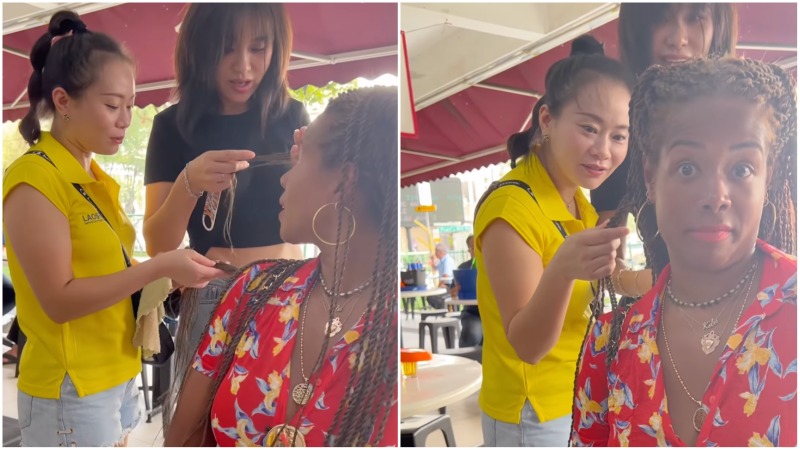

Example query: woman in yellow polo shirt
[474,36,633,446]
[3,11,225,447]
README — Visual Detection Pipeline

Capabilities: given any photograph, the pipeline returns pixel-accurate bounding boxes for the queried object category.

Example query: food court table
[445,298,478,307]
[400,287,448,319]
[401,354,482,418]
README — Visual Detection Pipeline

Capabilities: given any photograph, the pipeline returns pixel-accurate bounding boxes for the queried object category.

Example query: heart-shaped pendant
[700,330,720,354]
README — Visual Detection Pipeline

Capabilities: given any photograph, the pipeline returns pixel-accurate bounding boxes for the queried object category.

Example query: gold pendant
[693,407,707,432]
[266,424,306,447]
[700,330,720,354]
[291,382,314,405]
[325,317,343,337]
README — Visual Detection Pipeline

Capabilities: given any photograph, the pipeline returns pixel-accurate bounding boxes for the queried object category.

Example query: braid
[279,87,396,446]
[169,259,307,445]
[581,57,798,380]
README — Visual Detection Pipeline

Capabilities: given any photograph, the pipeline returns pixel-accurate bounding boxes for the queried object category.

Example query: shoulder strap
[24,151,138,311]
[475,179,568,239]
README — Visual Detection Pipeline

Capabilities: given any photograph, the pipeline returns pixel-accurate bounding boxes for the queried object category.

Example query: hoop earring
[634,201,660,241]
[312,202,356,246]
[762,198,777,237]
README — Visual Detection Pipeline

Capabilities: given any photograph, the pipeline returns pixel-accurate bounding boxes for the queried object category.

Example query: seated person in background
[450,235,483,347]
[428,243,455,309]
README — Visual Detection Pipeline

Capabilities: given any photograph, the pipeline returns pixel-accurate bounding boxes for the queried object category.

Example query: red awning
[3,3,398,122]
[401,3,796,187]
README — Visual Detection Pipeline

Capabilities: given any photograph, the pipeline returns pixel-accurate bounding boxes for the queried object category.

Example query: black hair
[599,57,797,365]
[19,10,133,146]
[506,35,636,168]
[619,3,738,77]
[173,3,293,144]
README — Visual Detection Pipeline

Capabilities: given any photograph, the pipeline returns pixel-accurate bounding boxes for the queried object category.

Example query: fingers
[209,149,255,162]
[189,251,218,267]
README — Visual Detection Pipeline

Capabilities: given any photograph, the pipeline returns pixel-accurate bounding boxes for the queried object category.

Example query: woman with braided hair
[3,10,226,447]
[571,58,797,447]
[474,35,634,446]
[592,4,738,269]
[165,87,398,447]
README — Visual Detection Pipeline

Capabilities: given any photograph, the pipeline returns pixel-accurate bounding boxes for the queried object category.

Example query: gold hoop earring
[762,198,777,237]
[312,202,356,246]
[634,201,660,241]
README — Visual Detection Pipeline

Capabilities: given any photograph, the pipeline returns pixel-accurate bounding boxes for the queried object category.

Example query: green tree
[290,79,360,107]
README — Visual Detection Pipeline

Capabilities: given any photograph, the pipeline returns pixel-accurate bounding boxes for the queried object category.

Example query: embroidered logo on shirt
[83,213,104,225]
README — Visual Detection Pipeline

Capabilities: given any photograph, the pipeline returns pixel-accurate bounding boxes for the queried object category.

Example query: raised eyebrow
[668,139,706,152]
[730,142,764,152]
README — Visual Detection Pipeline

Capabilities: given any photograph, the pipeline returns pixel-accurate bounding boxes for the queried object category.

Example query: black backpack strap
[475,180,568,239]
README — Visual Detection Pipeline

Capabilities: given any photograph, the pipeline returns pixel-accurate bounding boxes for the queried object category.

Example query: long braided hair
[588,57,797,368]
[170,87,398,446]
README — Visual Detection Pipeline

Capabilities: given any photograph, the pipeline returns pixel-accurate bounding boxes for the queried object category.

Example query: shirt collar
[520,153,599,225]
[34,132,105,185]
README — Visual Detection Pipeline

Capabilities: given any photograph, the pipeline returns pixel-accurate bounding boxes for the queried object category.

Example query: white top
[399,287,448,299]
[446,298,478,306]
[400,354,482,418]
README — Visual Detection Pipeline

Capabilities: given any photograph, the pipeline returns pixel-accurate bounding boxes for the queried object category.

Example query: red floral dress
[572,241,796,447]
[193,258,398,446]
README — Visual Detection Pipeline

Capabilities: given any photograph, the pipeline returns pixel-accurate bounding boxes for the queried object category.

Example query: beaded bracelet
[183,164,204,199]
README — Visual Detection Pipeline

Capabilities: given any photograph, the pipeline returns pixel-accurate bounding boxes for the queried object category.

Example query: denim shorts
[17,375,140,447]
[481,400,571,447]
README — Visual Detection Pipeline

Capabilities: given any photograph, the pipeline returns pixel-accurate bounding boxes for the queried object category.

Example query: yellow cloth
[3,132,140,399]
[474,153,599,423]
[132,278,172,359]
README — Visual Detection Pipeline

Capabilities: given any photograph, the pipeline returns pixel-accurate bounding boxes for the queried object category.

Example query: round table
[446,298,478,307]
[400,287,447,298]
[401,354,482,418]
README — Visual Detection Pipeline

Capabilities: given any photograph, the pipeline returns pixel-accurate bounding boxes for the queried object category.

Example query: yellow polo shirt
[3,132,141,399]
[475,153,599,424]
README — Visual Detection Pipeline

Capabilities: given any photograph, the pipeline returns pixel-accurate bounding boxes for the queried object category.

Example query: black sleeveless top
[144,101,309,254]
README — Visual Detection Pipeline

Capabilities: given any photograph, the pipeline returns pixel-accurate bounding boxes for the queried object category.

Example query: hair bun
[48,10,86,37]
[570,35,604,57]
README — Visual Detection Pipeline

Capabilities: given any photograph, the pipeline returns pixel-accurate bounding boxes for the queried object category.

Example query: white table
[401,354,482,418]
[446,298,478,307]
[400,287,447,299]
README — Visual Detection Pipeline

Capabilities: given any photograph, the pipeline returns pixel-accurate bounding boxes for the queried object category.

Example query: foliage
[290,79,360,108]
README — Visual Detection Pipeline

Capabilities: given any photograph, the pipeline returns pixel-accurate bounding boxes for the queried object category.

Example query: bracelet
[183,164,203,199]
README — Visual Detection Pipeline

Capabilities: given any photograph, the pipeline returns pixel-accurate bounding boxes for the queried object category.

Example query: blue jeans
[481,400,570,447]
[18,375,140,447]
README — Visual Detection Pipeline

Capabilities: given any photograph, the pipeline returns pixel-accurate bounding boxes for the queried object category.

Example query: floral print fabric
[572,241,796,447]
[193,259,398,446]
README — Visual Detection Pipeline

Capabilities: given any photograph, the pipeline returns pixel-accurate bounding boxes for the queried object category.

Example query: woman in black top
[142,3,308,422]
[591,4,737,227]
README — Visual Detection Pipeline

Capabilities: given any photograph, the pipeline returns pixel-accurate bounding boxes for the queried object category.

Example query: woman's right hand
[185,150,255,193]
[551,220,629,281]
[155,249,227,288]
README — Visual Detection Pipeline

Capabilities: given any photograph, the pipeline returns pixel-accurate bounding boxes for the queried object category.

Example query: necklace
[661,259,757,432]
[319,272,371,299]
[675,265,755,354]
[321,290,362,338]
[666,260,757,308]
[291,279,317,406]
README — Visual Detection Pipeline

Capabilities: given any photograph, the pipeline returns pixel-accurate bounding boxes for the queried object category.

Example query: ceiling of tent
[3,2,398,122]
[400,3,797,187]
